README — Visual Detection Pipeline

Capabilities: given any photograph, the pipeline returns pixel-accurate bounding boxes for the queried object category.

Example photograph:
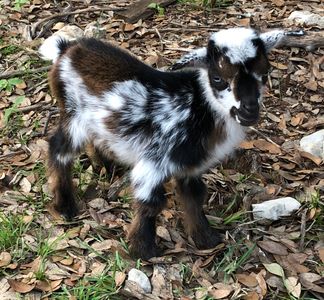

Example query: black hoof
[192,227,223,249]
[54,201,79,220]
[128,240,159,260]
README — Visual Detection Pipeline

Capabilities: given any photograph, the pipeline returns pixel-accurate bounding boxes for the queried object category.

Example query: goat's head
[206,27,284,126]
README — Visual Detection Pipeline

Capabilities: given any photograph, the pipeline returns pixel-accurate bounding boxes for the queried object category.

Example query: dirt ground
[0,0,323,299]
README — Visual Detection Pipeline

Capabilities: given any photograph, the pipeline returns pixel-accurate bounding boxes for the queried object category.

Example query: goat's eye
[212,76,228,91]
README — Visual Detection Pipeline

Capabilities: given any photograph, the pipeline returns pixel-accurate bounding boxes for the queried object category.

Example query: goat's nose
[241,103,259,114]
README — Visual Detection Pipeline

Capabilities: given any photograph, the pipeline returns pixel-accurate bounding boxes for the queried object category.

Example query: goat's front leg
[128,162,167,260]
[176,177,222,249]
[48,128,79,219]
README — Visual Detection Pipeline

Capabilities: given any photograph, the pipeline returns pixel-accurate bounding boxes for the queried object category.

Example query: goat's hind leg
[176,177,222,249]
[48,127,79,219]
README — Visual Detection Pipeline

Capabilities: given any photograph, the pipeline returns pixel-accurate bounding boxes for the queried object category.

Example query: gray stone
[128,268,152,294]
[286,11,324,29]
[252,197,301,222]
[300,129,324,159]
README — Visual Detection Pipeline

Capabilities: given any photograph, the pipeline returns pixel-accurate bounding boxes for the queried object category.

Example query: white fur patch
[131,160,165,201]
[198,69,240,117]
[56,153,75,165]
[39,35,66,63]
[210,28,258,64]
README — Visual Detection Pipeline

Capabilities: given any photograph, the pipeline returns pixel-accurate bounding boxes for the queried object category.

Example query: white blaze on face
[210,28,258,64]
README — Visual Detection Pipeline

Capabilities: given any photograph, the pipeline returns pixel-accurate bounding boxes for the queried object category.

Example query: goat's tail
[39,35,73,63]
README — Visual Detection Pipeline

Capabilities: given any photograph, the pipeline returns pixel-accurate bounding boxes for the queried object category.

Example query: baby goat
[40,27,284,260]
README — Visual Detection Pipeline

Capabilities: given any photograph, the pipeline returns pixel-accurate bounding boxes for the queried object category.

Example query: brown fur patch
[127,200,166,259]
[49,62,66,112]
[215,56,239,81]
[176,177,222,249]
[104,111,122,134]
[68,42,140,95]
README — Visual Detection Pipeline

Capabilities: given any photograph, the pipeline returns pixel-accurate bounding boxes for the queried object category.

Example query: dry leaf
[35,279,62,292]
[239,140,254,149]
[156,226,172,242]
[253,140,281,154]
[299,273,324,293]
[266,276,285,292]
[258,240,288,256]
[255,270,267,296]
[209,283,233,299]
[91,239,114,252]
[90,261,106,276]
[271,0,284,6]
[304,80,317,91]
[0,252,11,267]
[263,263,285,277]
[236,273,258,287]
[19,177,31,193]
[290,113,305,126]
[8,280,35,293]
[299,151,322,165]
[284,277,301,298]
[318,248,324,263]
[124,23,135,31]
[115,271,126,287]
[270,61,288,70]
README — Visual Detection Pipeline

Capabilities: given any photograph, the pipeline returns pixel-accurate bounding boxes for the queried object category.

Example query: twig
[248,126,281,148]
[31,6,125,37]
[42,110,56,136]
[18,103,52,114]
[299,209,307,251]
[0,150,26,160]
[0,66,51,80]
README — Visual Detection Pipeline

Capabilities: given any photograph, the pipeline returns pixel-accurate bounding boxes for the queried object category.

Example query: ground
[0,0,323,299]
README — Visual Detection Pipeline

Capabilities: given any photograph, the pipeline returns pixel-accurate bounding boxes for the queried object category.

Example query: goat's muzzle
[231,104,260,126]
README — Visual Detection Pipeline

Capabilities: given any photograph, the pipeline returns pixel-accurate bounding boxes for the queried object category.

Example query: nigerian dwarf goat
[40,27,284,260]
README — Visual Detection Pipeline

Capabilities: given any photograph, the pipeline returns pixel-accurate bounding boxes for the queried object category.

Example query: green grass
[52,251,125,299]
[52,269,119,300]
[0,78,23,93]
[13,0,30,10]
[0,212,31,261]
[213,241,256,281]
[0,44,20,56]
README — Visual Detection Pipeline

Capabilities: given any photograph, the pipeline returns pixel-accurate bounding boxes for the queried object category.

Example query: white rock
[286,11,324,29]
[53,25,84,41]
[300,129,324,159]
[128,268,152,293]
[252,197,301,222]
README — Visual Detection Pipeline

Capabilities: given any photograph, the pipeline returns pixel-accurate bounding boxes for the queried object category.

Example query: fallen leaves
[0,0,323,299]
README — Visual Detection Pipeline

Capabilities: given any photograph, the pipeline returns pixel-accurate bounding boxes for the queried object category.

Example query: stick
[299,209,307,251]
[18,103,52,113]
[0,66,51,80]
[0,150,26,160]
[248,126,281,148]
[31,6,125,37]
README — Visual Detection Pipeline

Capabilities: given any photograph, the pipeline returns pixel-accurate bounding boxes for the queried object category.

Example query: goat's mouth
[231,106,259,126]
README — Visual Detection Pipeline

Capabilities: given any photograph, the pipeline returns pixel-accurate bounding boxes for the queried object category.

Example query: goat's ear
[260,30,285,52]
[206,40,221,62]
